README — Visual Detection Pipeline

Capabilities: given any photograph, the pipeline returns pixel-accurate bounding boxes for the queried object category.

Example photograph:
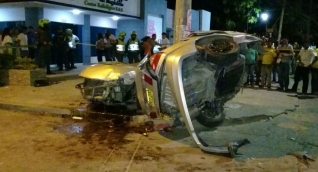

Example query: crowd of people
[95,30,170,64]
[243,38,318,95]
[0,19,171,75]
[1,18,316,94]
[0,26,35,58]
[0,19,80,75]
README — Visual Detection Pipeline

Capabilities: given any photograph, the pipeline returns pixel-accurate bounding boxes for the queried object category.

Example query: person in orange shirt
[260,40,277,89]
[142,36,152,57]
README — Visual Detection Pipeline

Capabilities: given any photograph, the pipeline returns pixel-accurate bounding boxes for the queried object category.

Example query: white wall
[166,9,174,29]
[0,7,25,21]
[199,10,211,31]
[43,8,84,25]
[147,15,163,40]
[90,15,117,28]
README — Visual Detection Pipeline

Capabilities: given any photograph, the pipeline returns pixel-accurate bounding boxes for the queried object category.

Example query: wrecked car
[76,30,264,157]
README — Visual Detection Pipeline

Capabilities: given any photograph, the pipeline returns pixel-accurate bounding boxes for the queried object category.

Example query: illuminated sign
[46,0,140,17]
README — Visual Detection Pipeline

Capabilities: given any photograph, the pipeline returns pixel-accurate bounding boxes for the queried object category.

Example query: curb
[46,75,80,82]
[0,102,71,115]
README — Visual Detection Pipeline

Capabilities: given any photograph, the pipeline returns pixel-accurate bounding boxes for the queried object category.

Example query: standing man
[243,43,258,87]
[255,41,266,85]
[17,26,29,57]
[36,19,54,74]
[310,50,318,95]
[260,40,277,90]
[150,33,161,54]
[291,42,317,94]
[115,32,126,62]
[65,28,79,69]
[53,27,70,71]
[126,31,140,63]
[27,26,36,59]
[104,30,116,61]
[161,32,170,49]
[277,39,294,91]
[292,42,301,74]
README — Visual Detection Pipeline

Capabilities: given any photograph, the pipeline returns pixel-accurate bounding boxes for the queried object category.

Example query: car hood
[79,62,137,81]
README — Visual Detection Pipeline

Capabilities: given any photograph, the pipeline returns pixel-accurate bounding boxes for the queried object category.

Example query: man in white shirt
[17,26,29,57]
[1,28,13,54]
[276,39,294,91]
[161,32,170,48]
[65,28,79,69]
[291,42,317,94]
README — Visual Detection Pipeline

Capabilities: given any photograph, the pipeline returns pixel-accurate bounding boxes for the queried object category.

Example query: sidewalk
[46,63,89,82]
[0,63,93,114]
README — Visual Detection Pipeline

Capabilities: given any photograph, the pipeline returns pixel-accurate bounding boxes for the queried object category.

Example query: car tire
[195,103,225,128]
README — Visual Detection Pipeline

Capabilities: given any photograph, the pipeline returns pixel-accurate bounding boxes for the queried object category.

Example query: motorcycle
[76,30,264,157]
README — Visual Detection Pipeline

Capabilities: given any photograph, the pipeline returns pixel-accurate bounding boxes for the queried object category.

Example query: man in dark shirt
[36,19,55,74]
[53,27,70,71]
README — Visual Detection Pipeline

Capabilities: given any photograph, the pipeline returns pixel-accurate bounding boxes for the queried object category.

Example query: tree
[222,0,261,31]
[274,0,318,44]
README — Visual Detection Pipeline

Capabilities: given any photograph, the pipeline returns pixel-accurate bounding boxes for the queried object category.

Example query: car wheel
[195,101,225,128]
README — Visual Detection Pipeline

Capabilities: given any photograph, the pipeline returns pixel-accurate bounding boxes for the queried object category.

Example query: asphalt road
[0,84,317,172]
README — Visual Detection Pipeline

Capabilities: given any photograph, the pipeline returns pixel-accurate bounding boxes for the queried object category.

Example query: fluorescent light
[72,9,81,15]
[111,16,120,20]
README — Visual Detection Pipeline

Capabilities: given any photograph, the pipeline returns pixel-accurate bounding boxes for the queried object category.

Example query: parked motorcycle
[76,30,264,157]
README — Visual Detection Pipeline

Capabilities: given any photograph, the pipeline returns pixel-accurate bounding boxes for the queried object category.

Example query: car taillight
[150,52,163,71]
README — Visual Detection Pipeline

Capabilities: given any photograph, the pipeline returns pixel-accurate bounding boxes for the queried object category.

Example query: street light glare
[261,13,269,21]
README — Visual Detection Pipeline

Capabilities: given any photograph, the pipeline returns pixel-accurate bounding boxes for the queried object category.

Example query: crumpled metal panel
[79,63,137,81]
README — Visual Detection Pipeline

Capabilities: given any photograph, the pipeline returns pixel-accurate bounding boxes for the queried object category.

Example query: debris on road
[144,121,154,133]
[288,151,316,165]
[154,123,172,132]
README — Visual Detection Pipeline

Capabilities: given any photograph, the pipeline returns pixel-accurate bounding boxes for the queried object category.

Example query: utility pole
[173,0,192,44]
[277,0,286,42]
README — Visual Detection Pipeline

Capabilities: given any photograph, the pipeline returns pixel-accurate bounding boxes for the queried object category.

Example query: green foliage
[0,53,39,70]
[13,57,38,70]
[0,53,16,69]
[222,0,261,30]
[226,20,236,30]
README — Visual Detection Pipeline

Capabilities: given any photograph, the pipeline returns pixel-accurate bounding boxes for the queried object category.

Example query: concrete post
[173,0,191,44]
[25,7,43,28]
[82,14,91,65]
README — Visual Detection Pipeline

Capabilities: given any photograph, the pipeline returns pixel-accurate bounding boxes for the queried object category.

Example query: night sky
[167,0,224,30]
[167,0,318,41]
[167,0,219,13]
